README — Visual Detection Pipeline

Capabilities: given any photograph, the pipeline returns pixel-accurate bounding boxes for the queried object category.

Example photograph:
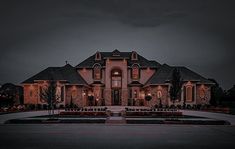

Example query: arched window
[186,87,192,102]
[111,69,122,88]
[157,90,162,99]
[131,51,138,60]
[199,88,206,99]
[185,85,195,102]
[93,64,101,80]
[132,64,140,80]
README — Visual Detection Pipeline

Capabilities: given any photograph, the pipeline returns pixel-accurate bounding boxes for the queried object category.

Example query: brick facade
[22,50,213,107]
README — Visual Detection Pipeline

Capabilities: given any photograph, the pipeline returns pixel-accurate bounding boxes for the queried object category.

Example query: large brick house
[22,50,213,107]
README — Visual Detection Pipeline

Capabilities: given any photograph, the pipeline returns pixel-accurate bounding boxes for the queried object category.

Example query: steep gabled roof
[76,50,161,69]
[22,64,88,85]
[145,64,213,86]
[145,64,172,85]
[176,66,212,83]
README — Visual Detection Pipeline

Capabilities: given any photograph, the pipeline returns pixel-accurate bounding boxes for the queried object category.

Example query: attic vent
[95,51,101,60]
[131,51,138,60]
[112,49,120,56]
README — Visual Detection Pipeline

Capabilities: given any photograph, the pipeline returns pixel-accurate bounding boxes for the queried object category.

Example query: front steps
[105,116,126,124]
[105,106,126,124]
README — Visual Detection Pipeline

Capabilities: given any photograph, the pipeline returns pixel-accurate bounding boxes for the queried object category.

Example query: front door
[112,89,120,105]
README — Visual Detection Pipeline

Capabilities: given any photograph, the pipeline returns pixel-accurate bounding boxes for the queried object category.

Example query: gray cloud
[0,0,234,89]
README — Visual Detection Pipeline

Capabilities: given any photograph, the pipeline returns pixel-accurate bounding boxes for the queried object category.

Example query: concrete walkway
[0,110,59,124]
[181,110,235,125]
[1,109,235,125]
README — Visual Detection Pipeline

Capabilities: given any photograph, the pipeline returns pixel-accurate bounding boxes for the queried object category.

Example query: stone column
[104,88,112,106]
[122,88,128,106]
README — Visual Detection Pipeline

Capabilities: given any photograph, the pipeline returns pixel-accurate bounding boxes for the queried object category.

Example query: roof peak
[112,49,121,56]
[112,49,120,53]
[63,63,73,68]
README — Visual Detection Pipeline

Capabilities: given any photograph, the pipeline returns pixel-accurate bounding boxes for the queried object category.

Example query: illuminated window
[72,90,76,98]
[186,87,192,102]
[111,69,122,88]
[199,88,206,99]
[112,77,121,88]
[132,64,139,80]
[134,90,138,98]
[184,86,195,102]
[157,90,162,99]
[93,64,101,80]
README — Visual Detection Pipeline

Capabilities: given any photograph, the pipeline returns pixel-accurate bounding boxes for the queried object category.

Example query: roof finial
[65,60,68,64]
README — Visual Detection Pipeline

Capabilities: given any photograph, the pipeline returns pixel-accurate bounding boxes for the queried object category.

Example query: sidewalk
[0,110,59,124]
[181,110,235,125]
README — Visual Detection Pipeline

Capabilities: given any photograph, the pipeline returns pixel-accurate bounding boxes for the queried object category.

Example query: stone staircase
[105,106,126,124]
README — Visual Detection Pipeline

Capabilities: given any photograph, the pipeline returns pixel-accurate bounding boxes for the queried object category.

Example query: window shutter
[184,86,186,101]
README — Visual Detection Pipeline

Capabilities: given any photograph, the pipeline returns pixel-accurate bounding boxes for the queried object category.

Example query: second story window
[111,69,122,88]
[93,64,101,80]
[132,64,140,80]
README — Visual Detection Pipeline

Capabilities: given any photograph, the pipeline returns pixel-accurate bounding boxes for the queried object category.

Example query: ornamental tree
[40,79,61,116]
[169,68,183,107]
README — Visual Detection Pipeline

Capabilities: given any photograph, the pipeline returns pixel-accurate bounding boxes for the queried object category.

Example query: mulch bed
[125,111,183,117]
[59,111,107,117]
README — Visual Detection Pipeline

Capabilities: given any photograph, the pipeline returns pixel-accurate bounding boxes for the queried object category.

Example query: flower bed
[125,111,182,117]
[202,107,230,114]
[60,111,107,116]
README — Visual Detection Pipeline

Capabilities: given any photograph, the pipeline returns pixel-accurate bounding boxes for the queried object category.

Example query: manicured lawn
[32,114,108,118]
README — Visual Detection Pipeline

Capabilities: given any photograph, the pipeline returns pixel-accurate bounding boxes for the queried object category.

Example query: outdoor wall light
[82,92,86,96]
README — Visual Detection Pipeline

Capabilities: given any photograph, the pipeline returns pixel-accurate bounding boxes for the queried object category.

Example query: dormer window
[93,64,102,80]
[95,51,101,61]
[132,64,140,80]
[131,51,138,60]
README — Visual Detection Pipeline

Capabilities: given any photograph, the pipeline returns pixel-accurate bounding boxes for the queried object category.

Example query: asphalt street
[0,124,235,149]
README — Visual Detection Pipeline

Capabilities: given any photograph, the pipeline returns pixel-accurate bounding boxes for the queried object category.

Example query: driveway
[0,110,59,124]
[181,110,235,125]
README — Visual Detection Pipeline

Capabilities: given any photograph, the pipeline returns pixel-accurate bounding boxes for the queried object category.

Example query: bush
[65,104,70,108]
[154,104,159,109]
[36,104,42,110]
[170,105,176,109]
[26,104,36,110]
[192,104,197,110]
[186,104,192,109]
[177,105,182,109]
[59,105,65,109]
[196,104,202,110]
[42,104,48,110]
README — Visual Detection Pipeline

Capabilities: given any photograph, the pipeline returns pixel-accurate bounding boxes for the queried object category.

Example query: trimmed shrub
[42,104,48,110]
[186,104,192,109]
[36,104,42,110]
[59,105,65,109]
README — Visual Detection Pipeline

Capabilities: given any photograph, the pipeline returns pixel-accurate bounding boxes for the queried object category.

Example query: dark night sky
[0,0,234,89]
